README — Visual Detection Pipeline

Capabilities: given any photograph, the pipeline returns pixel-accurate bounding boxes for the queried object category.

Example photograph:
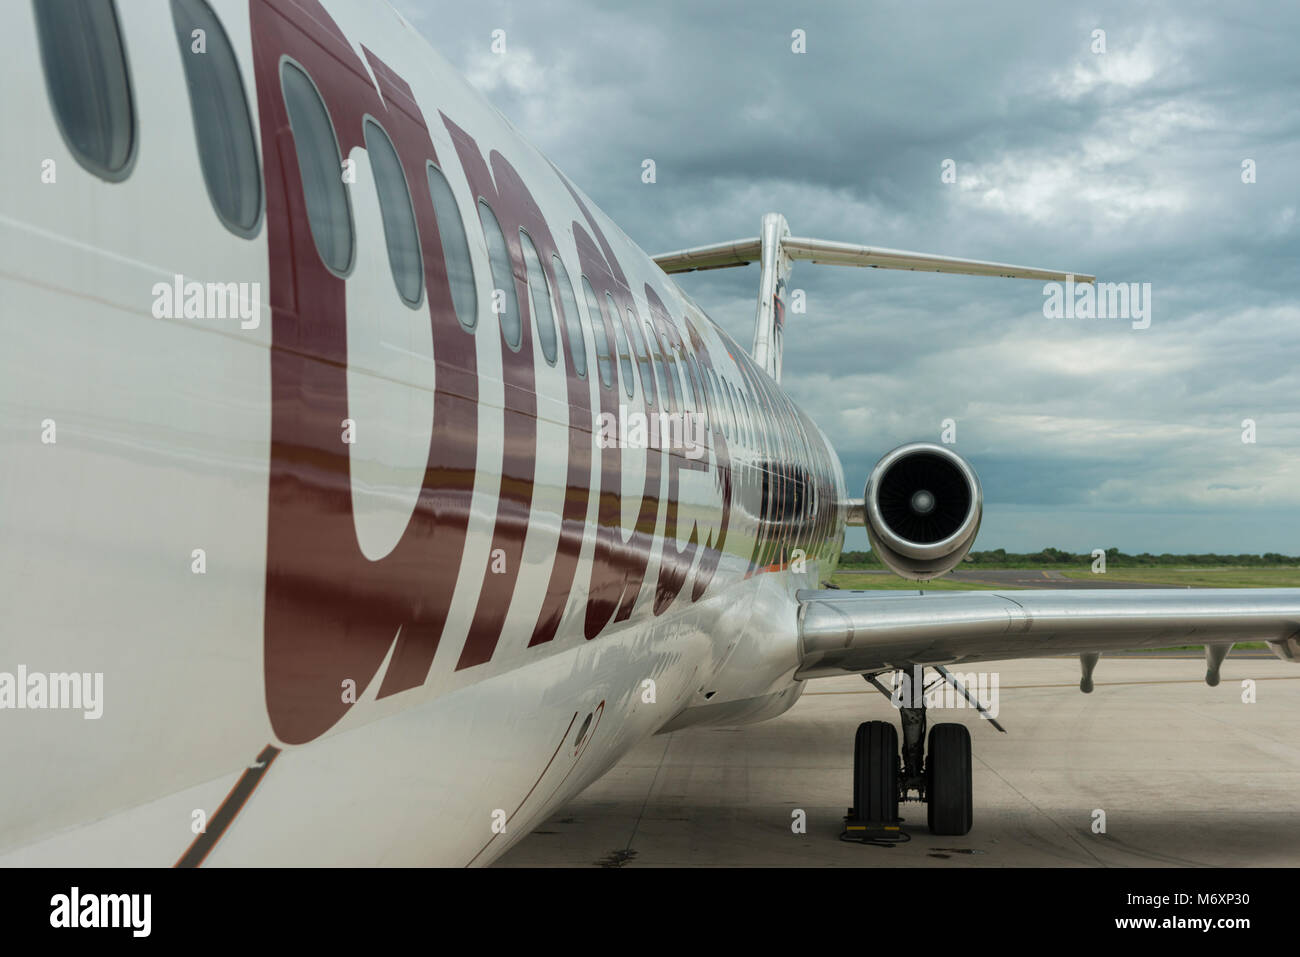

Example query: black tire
[852,721,899,823]
[926,723,973,835]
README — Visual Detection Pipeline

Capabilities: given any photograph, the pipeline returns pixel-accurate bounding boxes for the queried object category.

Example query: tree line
[838,547,1300,568]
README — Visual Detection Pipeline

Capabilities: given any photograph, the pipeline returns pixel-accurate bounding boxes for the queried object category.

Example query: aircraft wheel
[852,720,899,823]
[926,723,973,835]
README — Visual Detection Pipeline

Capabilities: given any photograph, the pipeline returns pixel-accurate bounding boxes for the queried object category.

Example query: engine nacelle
[863,443,983,581]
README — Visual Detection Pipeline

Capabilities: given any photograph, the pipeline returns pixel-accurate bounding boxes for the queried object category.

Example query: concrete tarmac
[498,655,1300,867]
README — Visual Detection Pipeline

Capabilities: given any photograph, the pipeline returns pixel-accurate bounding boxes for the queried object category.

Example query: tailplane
[653,214,1095,383]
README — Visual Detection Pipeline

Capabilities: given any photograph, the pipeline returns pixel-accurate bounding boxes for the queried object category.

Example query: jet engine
[863,443,982,581]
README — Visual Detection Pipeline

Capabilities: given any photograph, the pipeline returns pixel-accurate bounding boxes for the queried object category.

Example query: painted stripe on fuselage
[249,0,837,747]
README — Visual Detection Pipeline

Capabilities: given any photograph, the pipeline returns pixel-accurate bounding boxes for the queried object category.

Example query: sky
[392,0,1299,554]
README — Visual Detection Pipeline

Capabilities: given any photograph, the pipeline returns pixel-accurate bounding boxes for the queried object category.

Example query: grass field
[1059,567,1300,587]
[830,565,1300,589]
[825,565,1298,651]
[828,573,1000,590]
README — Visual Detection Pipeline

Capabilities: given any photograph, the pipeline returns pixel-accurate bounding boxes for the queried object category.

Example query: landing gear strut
[842,666,979,842]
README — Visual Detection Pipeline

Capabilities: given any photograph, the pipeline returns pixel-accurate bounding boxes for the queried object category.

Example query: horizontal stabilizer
[653,236,1094,283]
[652,239,762,273]
[652,214,1095,383]
[781,237,1094,283]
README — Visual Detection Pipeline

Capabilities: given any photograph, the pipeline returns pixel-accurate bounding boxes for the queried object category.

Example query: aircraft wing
[796,587,1300,679]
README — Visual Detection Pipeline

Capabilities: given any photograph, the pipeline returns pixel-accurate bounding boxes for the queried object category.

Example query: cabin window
[573,711,593,749]
[478,200,520,348]
[552,255,586,377]
[730,382,744,444]
[709,370,724,436]
[647,324,672,410]
[709,373,723,436]
[426,163,476,329]
[582,278,614,389]
[739,389,754,447]
[627,310,655,404]
[755,381,775,455]
[704,368,720,425]
[520,232,557,364]
[734,385,748,446]
[666,350,685,412]
[724,380,739,441]
[606,294,634,397]
[35,0,135,181]
[170,0,260,234]
[644,325,663,404]
[685,355,706,423]
[677,349,697,410]
[363,119,422,305]
[281,61,353,275]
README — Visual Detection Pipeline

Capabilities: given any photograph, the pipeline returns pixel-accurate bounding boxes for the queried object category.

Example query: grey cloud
[395,0,1300,551]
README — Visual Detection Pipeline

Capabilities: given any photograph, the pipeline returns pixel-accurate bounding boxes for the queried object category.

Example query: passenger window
[281,61,353,275]
[582,278,614,389]
[35,0,135,181]
[478,200,520,348]
[738,384,748,444]
[426,164,476,329]
[686,356,707,421]
[677,350,696,410]
[713,371,726,429]
[667,351,685,411]
[363,119,422,305]
[647,324,671,409]
[760,386,777,453]
[606,294,634,397]
[170,0,260,234]
[552,256,586,377]
[520,232,557,364]
[734,386,746,446]
[627,310,656,403]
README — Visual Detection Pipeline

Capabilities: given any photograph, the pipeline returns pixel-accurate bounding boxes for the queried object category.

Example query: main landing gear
[842,666,997,843]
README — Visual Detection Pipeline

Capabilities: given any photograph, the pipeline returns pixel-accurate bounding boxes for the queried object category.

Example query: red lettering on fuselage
[253,1,478,744]
[251,0,746,745]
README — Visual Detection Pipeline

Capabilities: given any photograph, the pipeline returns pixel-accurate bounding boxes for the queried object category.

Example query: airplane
[2,0,1297,867]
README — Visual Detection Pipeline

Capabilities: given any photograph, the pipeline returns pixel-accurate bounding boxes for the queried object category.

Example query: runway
[498,656,1300,867]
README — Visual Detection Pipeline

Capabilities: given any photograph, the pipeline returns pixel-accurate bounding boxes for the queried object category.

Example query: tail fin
[653,214,1094,383]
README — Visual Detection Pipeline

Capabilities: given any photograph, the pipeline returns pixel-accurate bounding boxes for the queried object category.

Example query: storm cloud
[394,0,1300,552]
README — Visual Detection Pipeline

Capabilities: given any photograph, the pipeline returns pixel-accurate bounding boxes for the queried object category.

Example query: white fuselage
[0,0,846,865]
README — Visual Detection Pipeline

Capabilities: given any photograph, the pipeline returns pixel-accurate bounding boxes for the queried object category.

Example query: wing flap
[796,588,1300,679]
